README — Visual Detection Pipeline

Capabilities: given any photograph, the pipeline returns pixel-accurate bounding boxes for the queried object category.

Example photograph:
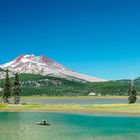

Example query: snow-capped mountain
[0,54,107,82]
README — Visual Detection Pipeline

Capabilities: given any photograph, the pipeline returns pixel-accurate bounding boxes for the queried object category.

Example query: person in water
[36,120,50,125]
[43,121,47,125]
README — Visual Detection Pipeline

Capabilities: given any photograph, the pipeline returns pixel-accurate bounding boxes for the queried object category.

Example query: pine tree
[128,80,137,104]
[13,73,21,104]
[2,69,11,103]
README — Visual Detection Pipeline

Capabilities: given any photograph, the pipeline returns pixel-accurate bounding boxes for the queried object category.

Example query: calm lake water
[1,97,140,104]
[0,112,140,140]
[22,97,140,104]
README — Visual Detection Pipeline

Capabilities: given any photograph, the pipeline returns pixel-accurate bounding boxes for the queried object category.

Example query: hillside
[0,73,137,96]
[0,74,89,96]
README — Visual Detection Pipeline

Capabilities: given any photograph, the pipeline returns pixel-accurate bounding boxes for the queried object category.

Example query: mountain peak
[39,55,53,64]
[14,54,53,64]
[15,54,34,62]
[0,54,107,82]
[15,54,26,62]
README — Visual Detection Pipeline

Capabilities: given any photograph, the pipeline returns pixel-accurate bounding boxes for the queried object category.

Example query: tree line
[0,72,138,104]
[2,70,21,104]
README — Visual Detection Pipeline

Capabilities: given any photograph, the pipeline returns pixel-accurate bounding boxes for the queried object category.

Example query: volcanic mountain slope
[0,54,107,82]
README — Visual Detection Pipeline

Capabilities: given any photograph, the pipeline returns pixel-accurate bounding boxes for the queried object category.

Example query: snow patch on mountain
[0,54,107,82]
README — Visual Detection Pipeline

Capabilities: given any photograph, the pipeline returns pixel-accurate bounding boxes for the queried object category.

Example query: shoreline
[0,96,130,99]
[0,103,140,116]
[1,109,140,117]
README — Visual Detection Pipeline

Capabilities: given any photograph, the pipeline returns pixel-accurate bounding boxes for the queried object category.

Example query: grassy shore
[0,96,139,115]
[0,103,140,115]
[21,96,129,99]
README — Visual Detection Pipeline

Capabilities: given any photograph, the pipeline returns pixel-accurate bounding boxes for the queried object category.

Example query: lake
[22,97,140,104]
[0,112,140,140]
[1,97,140,104]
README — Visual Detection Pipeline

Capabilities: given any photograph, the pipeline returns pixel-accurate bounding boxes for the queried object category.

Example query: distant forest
[0,73,139,96]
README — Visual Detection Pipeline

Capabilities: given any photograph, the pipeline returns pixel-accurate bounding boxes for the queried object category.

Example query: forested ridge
[0,73,140,96]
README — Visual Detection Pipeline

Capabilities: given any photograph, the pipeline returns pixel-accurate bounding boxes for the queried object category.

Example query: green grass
[0,102,140,115]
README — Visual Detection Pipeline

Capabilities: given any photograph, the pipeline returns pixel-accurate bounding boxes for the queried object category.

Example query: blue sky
[0,0,140,80]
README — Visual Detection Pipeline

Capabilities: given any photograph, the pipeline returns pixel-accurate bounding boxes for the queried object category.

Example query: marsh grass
[0,103,140,115]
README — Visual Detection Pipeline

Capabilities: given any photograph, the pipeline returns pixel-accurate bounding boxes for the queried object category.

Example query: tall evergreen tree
[2,69,11,103]
[128,80,137,104]
[13,73,21,104]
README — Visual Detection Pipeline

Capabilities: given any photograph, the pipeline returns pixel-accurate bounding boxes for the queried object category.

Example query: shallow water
[0,112,140,140]
[1,97,140,104]
[22,97,140,104]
